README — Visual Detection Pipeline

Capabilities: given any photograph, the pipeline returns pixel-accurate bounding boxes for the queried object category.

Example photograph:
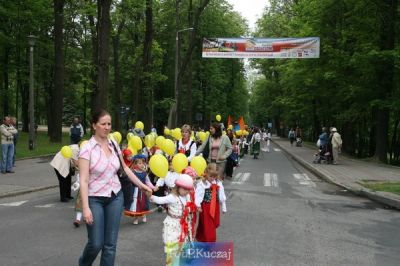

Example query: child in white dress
[150,174,196,266]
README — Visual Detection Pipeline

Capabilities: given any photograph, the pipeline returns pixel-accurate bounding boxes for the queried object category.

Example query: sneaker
[6,170,15,173]
[142,216,147,223]
[73,220,80,228]
[133,218,139,225]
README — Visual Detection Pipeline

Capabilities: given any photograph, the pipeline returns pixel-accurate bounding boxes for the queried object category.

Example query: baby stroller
[313,145,331,164]
[296,137,302,147]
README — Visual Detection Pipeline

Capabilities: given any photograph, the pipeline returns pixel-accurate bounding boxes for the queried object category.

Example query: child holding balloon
[149,174,196,266]
[195,163,227,242]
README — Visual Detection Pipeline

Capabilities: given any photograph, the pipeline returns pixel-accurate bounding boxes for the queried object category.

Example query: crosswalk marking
[0,200,28,207]
[232,172,250,185]
[264,173,279,187]
[293,173,316,187]
[273,148,281,152]
[35,203,56,208]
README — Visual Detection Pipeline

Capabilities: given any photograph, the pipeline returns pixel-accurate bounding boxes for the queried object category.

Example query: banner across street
[202,37,320,58]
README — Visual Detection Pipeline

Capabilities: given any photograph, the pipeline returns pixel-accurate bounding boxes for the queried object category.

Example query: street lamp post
[27,35,37,150]
[173,27,193,127]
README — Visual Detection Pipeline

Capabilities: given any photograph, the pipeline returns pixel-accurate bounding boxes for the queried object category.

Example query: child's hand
[153,186,159,192]
[145,190,153,198]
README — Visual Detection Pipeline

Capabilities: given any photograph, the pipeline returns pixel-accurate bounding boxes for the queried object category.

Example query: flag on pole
[238,116,245,130]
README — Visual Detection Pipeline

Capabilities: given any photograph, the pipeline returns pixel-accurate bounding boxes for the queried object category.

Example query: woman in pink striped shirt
[78,109,152,266]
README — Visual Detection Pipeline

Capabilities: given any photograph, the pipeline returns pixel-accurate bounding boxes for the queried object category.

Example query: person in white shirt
[176,124,197,162]
[266,129,272,153]
[250,127,262,159]
[150,174,195,265]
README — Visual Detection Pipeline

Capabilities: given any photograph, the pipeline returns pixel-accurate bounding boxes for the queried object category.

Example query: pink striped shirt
[79,137,121,197]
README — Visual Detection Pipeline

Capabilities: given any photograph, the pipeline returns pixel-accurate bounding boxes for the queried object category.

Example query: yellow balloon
[164,128,170,136]
[198,132,206,142]
[206,131,210,136]
[129,136,142,150]
[149,154,168,178]
[156,136,165,147]
[244,130,249,136]
[61,146,73,159]
[172,153,189,173]
[228,125,233,130]
[162,139,176,156]
[135,121,144,130]
[236,130,242,136]
[190,156,207,176]
[79,140,88,149]
[126,132,134,141]
[127,147,137,156]
[172,128,182,140]
[112,132,122,144]
[144,134,155,148]
[108,133,115,142]
[216,114,221,122]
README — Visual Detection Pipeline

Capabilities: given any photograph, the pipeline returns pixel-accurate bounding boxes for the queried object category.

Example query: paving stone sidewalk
[273,137,400,210]
[0,156,58,198]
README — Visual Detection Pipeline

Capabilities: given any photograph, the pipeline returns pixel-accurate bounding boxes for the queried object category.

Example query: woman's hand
[197,207,202,212]
[83,207,93,225]
[141,184,153,193]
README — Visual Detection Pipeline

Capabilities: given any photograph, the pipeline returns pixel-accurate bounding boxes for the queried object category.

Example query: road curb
[273,140,400,210]
[0,185,58,199]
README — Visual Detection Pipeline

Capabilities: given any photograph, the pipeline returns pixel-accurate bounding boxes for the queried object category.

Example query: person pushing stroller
[313,127,331,164]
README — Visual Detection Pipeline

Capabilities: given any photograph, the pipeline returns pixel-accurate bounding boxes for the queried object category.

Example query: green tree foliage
[251,0,399,164]
[0,0,248,140]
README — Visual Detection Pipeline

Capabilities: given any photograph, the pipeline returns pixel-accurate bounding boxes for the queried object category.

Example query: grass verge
[15,132,71,159]
[361,181,400,195]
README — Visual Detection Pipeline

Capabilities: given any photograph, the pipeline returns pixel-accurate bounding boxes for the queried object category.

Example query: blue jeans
[79,191,124,266]
[1,143,14,172]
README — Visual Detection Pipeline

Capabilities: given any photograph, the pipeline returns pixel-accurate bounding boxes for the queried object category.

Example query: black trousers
[54,169,72,200]
[225,158,235,178]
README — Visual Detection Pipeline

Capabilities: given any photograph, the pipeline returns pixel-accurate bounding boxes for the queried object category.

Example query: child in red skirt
[195,163,227,242]
[125,154,155,224]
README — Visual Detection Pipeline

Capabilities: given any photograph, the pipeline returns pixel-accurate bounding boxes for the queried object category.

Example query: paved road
[1,143,400,265]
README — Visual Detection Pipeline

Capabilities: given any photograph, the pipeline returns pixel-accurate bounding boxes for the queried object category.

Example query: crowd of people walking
[47,109,275,266]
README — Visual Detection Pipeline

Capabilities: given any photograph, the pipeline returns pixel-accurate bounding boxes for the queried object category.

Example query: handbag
[110,141,133,209]
[201,136,210,160]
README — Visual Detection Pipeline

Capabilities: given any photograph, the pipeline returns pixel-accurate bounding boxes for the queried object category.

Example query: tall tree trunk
[141,0,153,132]
[22,47,29,132]
[374,0,397,163]
[50,0,65,142]
[3,47,10,116]
[176,0,210,125]
[185,0,193,125]
[88,12,99,114]
[93,0,112,111]
[112,20,125,132]
[390,120,400,163]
